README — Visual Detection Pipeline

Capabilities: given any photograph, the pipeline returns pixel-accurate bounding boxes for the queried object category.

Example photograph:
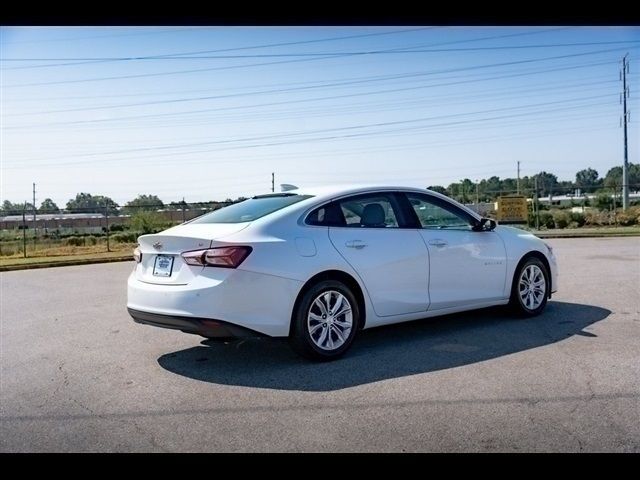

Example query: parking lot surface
[1,237,638,452]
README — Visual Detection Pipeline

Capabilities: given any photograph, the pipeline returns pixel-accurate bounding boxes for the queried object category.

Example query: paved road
[1,237,639,452]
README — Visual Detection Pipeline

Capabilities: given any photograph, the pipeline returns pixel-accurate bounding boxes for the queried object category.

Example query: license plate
[153,255,174,277]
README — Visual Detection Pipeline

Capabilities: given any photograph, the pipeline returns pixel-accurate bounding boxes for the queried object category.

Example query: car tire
[289,279,360,361]
[509,256,550,316]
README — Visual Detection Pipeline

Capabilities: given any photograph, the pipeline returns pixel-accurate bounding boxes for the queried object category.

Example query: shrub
[616,211,638,226]
[552,210,571,229]
[128,211,168,235]
[538,211,555,229]
[111,232,140,243]
[569,211,586,227]
[86,236,97,245]
[594,191,614,211]
[65,236,84,246]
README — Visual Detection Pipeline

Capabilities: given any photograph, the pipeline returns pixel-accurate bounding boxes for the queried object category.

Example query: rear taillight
[133,247,142,263]
[182,246,252,268]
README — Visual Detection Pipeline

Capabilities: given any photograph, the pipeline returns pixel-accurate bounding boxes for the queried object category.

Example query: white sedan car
[127,185,557,360]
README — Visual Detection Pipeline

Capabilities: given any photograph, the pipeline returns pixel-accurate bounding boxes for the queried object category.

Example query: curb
[533,233,640,239]
[0,255,133,272]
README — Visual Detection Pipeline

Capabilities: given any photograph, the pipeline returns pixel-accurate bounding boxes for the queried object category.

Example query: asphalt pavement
[1,237,638,452]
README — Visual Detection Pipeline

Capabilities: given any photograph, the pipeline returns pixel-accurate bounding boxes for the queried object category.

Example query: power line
[6,69,638,105]
[3,58,627,129]
[0,27,437,70]
[4,105,620,161]
[5,96,620,168]
[6,40,640,64]
[4,80,622,136]
[0,26,568,71]
[4,109,621,165]
[0,27,200,45]
[2,28,579,87]
[17,94,620,160]
[5,74,624,118]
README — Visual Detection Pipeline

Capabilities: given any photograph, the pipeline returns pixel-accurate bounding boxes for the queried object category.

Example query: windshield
[190,194,312,224]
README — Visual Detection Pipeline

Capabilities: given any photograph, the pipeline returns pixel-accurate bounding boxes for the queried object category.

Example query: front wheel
[289,280,360,361]
[509,257,550,316]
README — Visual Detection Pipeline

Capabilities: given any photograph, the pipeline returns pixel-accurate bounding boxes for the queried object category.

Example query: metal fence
[0,202,230,259]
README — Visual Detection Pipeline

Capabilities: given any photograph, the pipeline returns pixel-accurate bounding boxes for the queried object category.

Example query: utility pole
[271,172,275,193]
[533,175,540,230]
[181,197,186,223]
[475,180,480,211]
[32,183,37,250]
[621,54,630,210]
[22,204,27,258]
[105,205,110,252]
[517,161,521,195]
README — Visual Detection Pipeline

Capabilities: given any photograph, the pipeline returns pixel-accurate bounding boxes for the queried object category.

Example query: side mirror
[472,217,496,232]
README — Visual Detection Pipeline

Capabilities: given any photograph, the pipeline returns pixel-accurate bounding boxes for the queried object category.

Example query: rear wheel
[290,280,360,361]
[509,257,550,316]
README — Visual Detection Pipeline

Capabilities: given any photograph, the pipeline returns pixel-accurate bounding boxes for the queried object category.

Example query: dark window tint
[305,202,345,226]
[337,193,400,228]
[191,194,312,224]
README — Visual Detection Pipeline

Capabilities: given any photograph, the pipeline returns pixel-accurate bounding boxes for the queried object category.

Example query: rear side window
[305,202,345,226]
[191,194,312,224]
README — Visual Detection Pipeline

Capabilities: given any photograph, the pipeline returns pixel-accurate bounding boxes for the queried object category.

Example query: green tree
[124,194,164,214]
[38,198,60,214]
[533,171,558,197]
[604,163,640,190]
[1,201,35,215]
[427,185,448,195]
[575,168,601,193]
[128,210,168,235]
[594,190,614,210]
[66,193,118,214]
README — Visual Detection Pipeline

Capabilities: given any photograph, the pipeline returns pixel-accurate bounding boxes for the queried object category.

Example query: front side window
[191,194,312,224]
[406,193,473,230]
[338,193,400,228]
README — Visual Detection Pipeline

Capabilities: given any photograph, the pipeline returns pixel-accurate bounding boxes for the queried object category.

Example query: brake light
[182,246,252,268]
[133,247,142,263]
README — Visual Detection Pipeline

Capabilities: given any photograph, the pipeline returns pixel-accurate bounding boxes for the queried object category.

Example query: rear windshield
[190,194,312,224]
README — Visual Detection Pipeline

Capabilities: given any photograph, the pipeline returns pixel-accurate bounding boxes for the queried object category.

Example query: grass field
[0,244,135,270]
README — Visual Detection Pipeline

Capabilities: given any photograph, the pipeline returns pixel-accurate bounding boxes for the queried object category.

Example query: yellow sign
[497,196,528,223]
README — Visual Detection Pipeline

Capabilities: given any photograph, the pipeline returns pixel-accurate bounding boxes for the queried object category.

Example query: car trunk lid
[135,223,249,285]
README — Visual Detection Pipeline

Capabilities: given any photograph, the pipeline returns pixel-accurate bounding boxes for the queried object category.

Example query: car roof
[253,184,483,221]
[270,184,431,201]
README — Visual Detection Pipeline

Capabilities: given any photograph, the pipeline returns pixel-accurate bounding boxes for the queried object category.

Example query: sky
[1,26,639,207]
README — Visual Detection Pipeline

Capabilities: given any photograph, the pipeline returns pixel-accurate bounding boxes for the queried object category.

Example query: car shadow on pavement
[157,301,610,392]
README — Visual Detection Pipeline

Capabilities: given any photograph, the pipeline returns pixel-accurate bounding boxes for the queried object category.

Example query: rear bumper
[127,267,303,337]
[127,308,263,338]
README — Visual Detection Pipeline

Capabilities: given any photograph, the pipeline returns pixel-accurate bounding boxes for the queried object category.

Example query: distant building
[0,209,211,233]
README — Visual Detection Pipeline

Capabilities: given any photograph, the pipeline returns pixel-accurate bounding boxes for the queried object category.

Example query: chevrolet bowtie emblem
[152,242,163,250]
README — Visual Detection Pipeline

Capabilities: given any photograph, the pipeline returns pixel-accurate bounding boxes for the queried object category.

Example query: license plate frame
[153,254,174,277]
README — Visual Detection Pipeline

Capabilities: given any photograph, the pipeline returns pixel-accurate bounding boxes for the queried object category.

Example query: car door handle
[428,239,447,247]
[345,240,367,249]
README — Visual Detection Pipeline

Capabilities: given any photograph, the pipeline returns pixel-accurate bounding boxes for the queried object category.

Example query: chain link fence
[0,202,233,260]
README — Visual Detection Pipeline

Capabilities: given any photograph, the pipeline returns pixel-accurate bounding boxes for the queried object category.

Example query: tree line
[2,163,638,216]
[1,193,249,216]
[428,163,639,204]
